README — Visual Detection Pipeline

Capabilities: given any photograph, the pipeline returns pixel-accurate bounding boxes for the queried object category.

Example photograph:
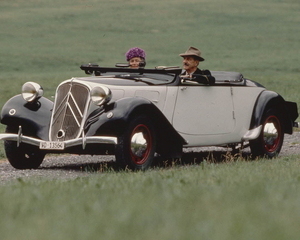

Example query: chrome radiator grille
[50,82,90,141]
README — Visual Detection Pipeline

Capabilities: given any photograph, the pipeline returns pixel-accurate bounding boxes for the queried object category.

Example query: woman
[125,47,146,68]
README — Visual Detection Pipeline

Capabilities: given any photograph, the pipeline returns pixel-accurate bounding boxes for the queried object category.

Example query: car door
[172,85,235,136]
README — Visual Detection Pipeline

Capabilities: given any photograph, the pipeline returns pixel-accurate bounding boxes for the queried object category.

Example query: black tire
[115,115,156,170]
[4,126,45,169]
[250,109,284,158]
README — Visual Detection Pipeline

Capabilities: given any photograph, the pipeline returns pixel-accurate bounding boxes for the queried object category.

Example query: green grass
[0,0,300,239]
[0,0,299,99]
[1,157,300,240]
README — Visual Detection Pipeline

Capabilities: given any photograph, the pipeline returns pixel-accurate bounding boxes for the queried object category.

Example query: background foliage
[0,0,300,239]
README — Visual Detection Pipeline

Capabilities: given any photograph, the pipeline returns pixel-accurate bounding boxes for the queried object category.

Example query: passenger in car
[125,47,146,69]
[179,46,211,76]
[179,46,215,85]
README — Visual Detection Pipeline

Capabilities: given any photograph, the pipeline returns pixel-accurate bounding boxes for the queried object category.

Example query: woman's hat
[125,47,146,61]
[179,46,205,61]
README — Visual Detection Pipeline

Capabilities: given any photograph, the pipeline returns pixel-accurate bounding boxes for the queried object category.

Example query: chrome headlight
[90,86,112,106]
[21,82,43,102]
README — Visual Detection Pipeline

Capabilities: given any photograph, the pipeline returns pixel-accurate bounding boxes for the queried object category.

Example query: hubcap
[130,124,152,165]
[263,115,281,152]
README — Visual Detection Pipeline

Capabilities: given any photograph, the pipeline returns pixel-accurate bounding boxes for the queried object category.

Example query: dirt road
[1,132,299,185]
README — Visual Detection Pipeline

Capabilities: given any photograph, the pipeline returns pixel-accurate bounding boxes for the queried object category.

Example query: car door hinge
[230,87,233,95]
[232,111,235,119]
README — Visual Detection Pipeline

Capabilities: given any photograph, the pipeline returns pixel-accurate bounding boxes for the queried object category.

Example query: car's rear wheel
[4,126,45,169]
[115,115,156,170]
[250,109,284,158]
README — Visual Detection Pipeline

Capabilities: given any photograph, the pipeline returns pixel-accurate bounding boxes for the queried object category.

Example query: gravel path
[1,132,300,185]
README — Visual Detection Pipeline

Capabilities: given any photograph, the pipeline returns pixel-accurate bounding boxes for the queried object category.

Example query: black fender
[0,95,53,140]
[250,90,298,134]
[85,97,186,158]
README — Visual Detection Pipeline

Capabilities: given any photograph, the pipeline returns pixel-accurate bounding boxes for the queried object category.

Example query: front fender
[85,97,152,136]
[250,90,298,134]
[0,95,53,140]
[85,97,185,158]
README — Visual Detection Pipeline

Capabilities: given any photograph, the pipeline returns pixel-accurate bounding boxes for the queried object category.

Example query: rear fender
[250,91,298,134]
[0,95,53,140]
[85,97,185,158]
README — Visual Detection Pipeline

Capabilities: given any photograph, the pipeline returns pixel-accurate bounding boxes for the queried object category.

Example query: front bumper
[0,132,117,150]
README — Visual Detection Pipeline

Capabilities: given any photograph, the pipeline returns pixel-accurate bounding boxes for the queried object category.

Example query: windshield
[102,72,178,85]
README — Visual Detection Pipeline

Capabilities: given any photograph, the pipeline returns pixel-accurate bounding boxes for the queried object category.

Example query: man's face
[182,56,199,73]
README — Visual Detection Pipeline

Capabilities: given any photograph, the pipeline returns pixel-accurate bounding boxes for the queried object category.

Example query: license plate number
[40,141,65,150]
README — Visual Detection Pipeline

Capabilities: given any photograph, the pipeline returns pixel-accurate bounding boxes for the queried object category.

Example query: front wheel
[115,115,156,170]
[250,109,284,158]
[4,126,45,169]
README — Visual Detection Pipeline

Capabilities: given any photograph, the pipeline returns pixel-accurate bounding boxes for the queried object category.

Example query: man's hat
[179,46,205,61]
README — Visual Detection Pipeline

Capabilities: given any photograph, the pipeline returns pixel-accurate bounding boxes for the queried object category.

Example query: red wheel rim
[262,115,282,152]
[129,124,152,165]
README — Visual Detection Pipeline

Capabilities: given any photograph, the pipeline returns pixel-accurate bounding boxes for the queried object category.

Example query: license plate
[40,141,65,150]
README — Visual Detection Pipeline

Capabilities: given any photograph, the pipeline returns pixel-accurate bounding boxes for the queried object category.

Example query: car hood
[60,77,170,112]
[79,77,151,86]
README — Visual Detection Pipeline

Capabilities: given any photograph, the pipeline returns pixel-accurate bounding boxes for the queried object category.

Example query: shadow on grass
[40,148,253,173]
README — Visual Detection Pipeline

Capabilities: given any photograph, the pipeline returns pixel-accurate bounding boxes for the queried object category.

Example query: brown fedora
[179,46,205,61]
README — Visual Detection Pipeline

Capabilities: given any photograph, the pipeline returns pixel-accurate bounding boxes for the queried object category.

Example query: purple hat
[125,47,146,61]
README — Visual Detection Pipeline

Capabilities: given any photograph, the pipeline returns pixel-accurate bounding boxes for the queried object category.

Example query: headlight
[21,82,43,102]
[90,86,112,106]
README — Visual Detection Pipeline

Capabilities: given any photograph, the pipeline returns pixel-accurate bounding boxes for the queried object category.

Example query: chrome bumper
[0,133,117,150]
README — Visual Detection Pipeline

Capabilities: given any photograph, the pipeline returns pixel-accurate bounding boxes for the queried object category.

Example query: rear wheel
[115,115,156,170]
[4,126,45,169]
[250,109,284,158]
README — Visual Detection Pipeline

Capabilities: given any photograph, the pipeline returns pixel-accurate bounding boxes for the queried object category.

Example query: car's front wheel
[4,126,45,169]
[250,109,284,158]
[115,115,156,170]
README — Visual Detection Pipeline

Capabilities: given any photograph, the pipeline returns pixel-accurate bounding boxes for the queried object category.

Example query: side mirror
[139,60,146,68]
[81,63,99,75]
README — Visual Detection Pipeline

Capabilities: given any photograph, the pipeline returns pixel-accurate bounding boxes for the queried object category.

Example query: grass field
[0,0,300,239]
[0,0,299,104]
[1,157,300,240]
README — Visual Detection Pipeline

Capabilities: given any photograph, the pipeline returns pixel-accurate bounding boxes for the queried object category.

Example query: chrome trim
[9,109,16,116]
[0,133,117,149]
[21,82,44,102]
[67,101,81,127]
[70,92,84,118]
[263,122,278,146]
[131,132,147,158]
[242,125,262,141]
[82,131,86,150]
[50,81,91,141]
[52,93,69,124]
[57,129,65,139]
[17,125,22,147]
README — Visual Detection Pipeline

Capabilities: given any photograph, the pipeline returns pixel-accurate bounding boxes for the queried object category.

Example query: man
[179,46,208,75]
[179,46,214,85]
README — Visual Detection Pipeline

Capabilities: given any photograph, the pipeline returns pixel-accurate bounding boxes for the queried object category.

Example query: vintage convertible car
[0,64,298,170]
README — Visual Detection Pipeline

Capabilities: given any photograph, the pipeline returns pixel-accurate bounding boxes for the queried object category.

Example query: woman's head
[125,47,146,68]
